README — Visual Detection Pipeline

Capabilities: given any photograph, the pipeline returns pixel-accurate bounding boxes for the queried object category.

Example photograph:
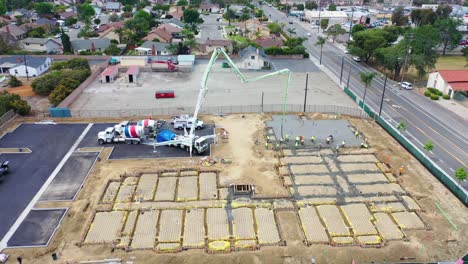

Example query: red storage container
[155,90,175,99]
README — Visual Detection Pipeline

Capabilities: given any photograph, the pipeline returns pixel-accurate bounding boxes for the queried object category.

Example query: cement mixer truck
[98,125,148,145]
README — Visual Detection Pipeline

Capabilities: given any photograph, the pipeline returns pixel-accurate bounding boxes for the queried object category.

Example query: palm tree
[166,43,179,55]
[184,38,199,52]
[315,36,326,65]
[115,27,124,44]
[286,27,296,35]
[359,71,376,118]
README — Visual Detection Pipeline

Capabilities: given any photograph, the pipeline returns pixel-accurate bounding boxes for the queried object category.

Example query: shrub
[424,90,432,97]
[435,90,443,96]
[442,94,450,100]
[430,94,439,100]
[49,85,72,107]
[427,87,438,94]
[31,71,61,96]
[8,76,22,87]
[0,91,31,115]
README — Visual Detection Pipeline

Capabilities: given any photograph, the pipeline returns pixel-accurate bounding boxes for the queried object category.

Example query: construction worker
[300,136,305,145]
[399,166,405,176]
[285,134,289,142]
[266,135,271,143]
[310,136,316,143]
[341,140,346,147]
[295,141,299,148]
[354,131,359,138]
[279,137,284,144]
[295,136,300,145]
[360,143,368,149]
[265,142,269,149]
[275,143,280,151]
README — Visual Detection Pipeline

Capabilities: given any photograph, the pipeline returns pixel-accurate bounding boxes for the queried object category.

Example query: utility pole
[400,33,414,86]
[347,7,354,47]
[303,73,309,112]
[339,56,345,84]
[23,54,29,81]
[346,62,352,88]
[261,91,264,113]
[317,0,321,33]
[379,75,388,117]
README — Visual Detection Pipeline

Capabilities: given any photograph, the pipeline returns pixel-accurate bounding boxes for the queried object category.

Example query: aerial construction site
[0,49,466,264]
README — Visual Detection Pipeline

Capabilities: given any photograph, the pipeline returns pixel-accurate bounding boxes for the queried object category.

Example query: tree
[0,38,16,54]
[320,18,329,32]
[0,0,6,15]
[436,4,452,19]
[315,36,326,65]
[94,18,101,25]
[61,30,72,53]
[176,0,188,6]
[350,29,389,62]
[327,24,346,43]
[104,44,121,55]
[305,1,317,10]
[0,91,30,115]
[297,4,304,11]
[392,7,408,26]
[27,27,46,38]
[287,27,296,35]
[31,71,61,96]
[375,44,405,78]
[122,4,133,13]
[397,121,407,134]
[434,18,462,55]
[58,78,80,90]
[166,42,190,55]
[223,5,236,26]
[328,4,336,11]
[359,72,376,113]
[34,2,54,16]
[423,141,434,153]
[65,17,78,26]
[183,8,202,24]
[239,13,250,21]
[285,37,305,48]
[255,9,264,18]
[352,24,366,36]
[8,76,22,87]
[268,22,282,35]
[411,9,437,26]
[407,25,440,78]
[454,168,467,185]
[109,13,120,22]
[77,3,95,22]
[49,85,72,107]
[183,38,199,52]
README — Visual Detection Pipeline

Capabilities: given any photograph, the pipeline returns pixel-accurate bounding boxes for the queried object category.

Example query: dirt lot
[3,114,467,264]
[1,78,50,114]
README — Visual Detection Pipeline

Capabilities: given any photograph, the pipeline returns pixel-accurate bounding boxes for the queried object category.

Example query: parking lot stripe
[0,123,93,251]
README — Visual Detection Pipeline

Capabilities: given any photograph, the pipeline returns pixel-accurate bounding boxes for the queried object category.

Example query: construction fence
[70,104,365,119]
[343,87,468,206]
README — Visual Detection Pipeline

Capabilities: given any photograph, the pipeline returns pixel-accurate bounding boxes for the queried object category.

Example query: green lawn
[435,55,467,70]
[125,50,138,55]
[226,34,248,44]
[225,26,235,29]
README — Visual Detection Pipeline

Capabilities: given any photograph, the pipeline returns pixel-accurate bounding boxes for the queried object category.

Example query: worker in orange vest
[399,166,405,176]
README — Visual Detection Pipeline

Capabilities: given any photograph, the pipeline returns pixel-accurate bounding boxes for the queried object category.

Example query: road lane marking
[450,168,455,172]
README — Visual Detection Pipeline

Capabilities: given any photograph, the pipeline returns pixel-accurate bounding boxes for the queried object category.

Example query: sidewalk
[434,98,468,121]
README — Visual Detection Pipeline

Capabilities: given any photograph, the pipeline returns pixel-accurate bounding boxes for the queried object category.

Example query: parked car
[288,21,293,24]
[306,32,311,36]
[459,39,468,46]
[352,56,361,62]
[400,82,413,90]
[0,161,9,183]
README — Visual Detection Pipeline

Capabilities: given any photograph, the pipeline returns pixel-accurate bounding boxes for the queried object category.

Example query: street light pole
[303,73,309,112]
[346,62,352,88]
[317,0,321,33]
[347,8,354,47]
[378,75,388,117]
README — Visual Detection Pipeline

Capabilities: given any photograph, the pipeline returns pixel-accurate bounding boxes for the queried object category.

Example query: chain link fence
[0,109,17,127]
[70,104,365,119]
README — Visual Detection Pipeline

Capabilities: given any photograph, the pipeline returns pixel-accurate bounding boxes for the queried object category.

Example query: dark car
[0,161,9,182]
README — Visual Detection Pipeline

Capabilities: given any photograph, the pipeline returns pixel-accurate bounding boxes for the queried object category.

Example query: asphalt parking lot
[8,209,67,247]
[40,152,99,201]
[0,123,87,240]
[79,123,215,159]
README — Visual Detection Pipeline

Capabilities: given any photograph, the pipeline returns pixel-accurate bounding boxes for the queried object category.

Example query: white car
[306,33,311,36]
[400,82,413,90]
[352,56,361,62]
[344,49,350,54]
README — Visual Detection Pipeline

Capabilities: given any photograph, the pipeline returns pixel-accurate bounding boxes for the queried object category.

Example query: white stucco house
[0,56,51,77]
[427,70,468,98]
[236,46,270,70]
[135,41,171,55]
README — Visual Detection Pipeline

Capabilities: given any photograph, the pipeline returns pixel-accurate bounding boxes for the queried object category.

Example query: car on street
[54,33,62,38]
[459,39,468,46]
[306,32,311,36]
[288,21,293,24]
[400,82,413,90]
[352,56,361,62]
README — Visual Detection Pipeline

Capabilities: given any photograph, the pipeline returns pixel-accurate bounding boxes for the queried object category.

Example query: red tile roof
[438,70,468,92]
[158,24,181,34]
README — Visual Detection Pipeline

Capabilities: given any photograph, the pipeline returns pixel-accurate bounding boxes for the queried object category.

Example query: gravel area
[317,205,350,236]
[232,208,255,240]
[154,177,177,201]
[131,210,159,249]
[158,210,183,243]
[298,206,329,243]
[135,174,158,201]
[373,213,404,240]
[199,173,218,200]
[183,209,205,247]
[206,208,230,240]
[255,208,280,244]
[177,176,198,201]
[341,204,377,235]
[85,211,124,243]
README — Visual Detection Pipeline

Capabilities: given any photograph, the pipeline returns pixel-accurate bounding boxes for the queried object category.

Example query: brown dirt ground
[2,114,467,264]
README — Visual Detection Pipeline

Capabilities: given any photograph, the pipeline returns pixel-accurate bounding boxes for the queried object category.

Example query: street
[262,5,468,191]
[198,13,225,41]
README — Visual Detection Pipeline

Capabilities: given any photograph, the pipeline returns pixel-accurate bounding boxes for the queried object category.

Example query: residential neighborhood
[0,0,467,263]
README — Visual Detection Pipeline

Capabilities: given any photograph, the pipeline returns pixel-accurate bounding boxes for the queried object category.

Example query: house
[161,18,185,29]
[135,41,171,55]
[98,22,125,43]
[236,45,270,70]
[254,35,283,48]
[0,25,27,42]
[35,18,58,29]
[199,4,220,14]
[304,10,348,27]
[200,39,232,54]
[236,19,270,40]
[21,38,63,54]
[427,70,468,98]
[101,65,118,83]
[59,11,77,20]
[143,27,173,43]
[71,38,111,54]
[168,6,184,20]
[0,56,51,77]
[103,2,122,12]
